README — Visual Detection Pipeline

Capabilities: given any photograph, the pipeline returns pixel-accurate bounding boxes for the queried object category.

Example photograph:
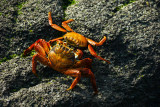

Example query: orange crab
[48,12,110,64]
[23,39,98,94]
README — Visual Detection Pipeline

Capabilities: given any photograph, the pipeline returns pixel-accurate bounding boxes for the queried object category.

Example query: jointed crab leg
[62,19,74,32]
[86,36,110,64]
[74,58,92,69]
[48,12,74,32]
[24,39,50,56]
[32,54,51,76]
[88,44,110,64]
[87,36,107,46]
[49,37,64,44]
[48,12,67,32]
[65,68,98,94]
[24,39,52,76]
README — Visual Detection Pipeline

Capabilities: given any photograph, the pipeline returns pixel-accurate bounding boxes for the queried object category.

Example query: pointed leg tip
[33,72,38,77]
[94,91,98,95]
[71,19,74,21]
[66,87,72,91]
[107,61,111,64]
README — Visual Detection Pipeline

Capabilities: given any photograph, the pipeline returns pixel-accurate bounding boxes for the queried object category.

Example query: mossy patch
[114,0,137,12]
[12,2,26,23]
[137,74,144,80]
[0,54,18,64]
[17,2,25,15]
[62,0,76,10]
[29,50,37,56]
[29,30,33,33]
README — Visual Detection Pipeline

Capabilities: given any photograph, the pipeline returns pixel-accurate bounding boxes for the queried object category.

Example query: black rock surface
[0,0,160,106]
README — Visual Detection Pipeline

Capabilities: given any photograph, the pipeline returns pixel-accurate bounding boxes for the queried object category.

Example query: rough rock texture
[0,0,64,59]
[0,0,160,106]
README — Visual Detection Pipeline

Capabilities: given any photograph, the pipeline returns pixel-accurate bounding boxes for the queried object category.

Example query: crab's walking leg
[65,69,81,90]
[64,68,98,94]
[87,36,107,46]
[24,39,51,76]
[74,58,92,69]
[48,12,67,32]
[32,54,51,76]
[49,37,64,44]
[62,19,74,32]
[32,41,51,76]
[88,44,110,64]
[23,39,50,56]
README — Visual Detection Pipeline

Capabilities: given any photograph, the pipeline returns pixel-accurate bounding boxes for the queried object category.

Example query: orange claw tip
[103,36,107,39]
[70,19,74,21]
[66,87,72,91]
[48,12,51,16]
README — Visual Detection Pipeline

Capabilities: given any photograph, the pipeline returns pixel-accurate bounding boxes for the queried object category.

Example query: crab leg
[62,19,74,32]
[31,41,52,76]
[88,44,110,64]
[48,12,67,32]
[87,36,107,46]
[23,39,41,56]
[64,68,98,94]
[49,37,64,44]
[23,39,50,56]
[32,54,51,76]
[74,58,92,69]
